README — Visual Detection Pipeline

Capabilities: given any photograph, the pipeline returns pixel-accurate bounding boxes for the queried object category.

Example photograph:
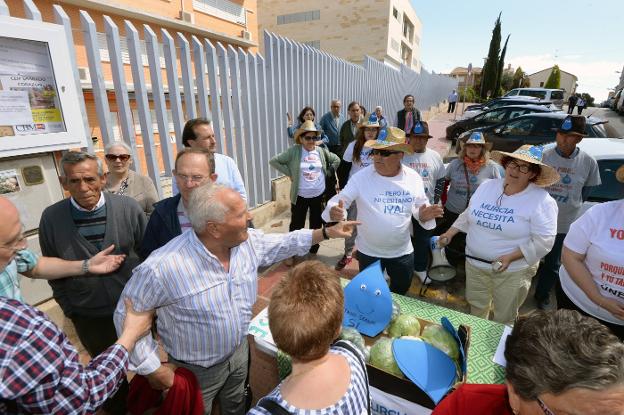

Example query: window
[587,159,624,202]
[402,16,414,42]
[539,81,544,87]
[519,90,547,99]
[500,118,537,136]
[551,90,564,100]
[277,10,320,25]
[478,109,507,124]
[400,42,412,66]
[393,7,398,20]
[97,33,165,68]
[193,0,246,24]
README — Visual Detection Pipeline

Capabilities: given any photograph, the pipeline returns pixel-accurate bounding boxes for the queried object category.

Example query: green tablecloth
[277,280,507,384]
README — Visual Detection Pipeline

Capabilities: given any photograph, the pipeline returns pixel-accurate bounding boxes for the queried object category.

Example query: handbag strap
[333,340,371,415]
[462,162,472,209]
[257,398,292,415]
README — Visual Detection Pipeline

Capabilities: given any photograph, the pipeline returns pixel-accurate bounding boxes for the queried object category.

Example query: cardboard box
[361,317,471,409]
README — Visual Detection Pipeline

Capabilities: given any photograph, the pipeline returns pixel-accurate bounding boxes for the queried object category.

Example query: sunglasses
[371,149,401,157]
[537,397,556,415]
[302,135,318,141]
[105,154,131,162]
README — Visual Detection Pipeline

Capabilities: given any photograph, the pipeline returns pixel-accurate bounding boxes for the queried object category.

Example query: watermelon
[369,337,403,378]
[421,323,460,361]
[387,314,421,338]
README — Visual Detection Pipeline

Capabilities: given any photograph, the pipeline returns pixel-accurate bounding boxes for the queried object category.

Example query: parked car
[611,89,622,111]
[461,97,553,119]
[458,112,620,153]
[446,104,553,140]
[504,88,565,108]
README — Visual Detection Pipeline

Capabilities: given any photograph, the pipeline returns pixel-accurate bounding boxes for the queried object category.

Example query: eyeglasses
[302,135,317,141]
[507,160,531,174]
[371,149,401,157]
[105,154,131,162]
[0,226,27,254]
[175,173,207,184]
[537,397,556,415]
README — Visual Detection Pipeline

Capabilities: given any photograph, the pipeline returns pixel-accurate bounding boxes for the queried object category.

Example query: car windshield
[587,160,624,202]
[519,90,547,99]
[551,91,564,100]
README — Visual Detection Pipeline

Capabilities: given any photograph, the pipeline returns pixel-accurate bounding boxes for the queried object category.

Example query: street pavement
[588,107,624,137]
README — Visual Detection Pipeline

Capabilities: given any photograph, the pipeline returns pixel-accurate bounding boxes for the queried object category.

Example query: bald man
[0,197,126,301]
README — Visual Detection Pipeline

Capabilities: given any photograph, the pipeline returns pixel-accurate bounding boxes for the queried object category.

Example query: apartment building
[257,0,422,71]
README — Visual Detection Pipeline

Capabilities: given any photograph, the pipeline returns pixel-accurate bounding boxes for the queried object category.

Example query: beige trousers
[465,261,539,326]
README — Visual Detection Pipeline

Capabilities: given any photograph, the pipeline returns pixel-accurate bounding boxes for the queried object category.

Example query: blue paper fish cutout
[413,121,424,134]
[561,117,573,131]
[369,113,378,123]
[343,261,392,337]
[376,128,388,142]
[529,145,543,159]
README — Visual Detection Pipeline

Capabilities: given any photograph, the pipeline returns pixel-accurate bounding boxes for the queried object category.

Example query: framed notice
[0,17,87,156]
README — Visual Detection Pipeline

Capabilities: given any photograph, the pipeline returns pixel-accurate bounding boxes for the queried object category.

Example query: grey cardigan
[39,192,147,317]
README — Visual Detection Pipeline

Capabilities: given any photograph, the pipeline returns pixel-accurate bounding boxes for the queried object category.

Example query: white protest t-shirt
[463,178,558,271]
[445,159,501,214]
[343,141,373,178]
[402,148,446,204]
[542,147,601,233]
[321,165,433,258]
[559,200,624,325]
[297,148,325,198]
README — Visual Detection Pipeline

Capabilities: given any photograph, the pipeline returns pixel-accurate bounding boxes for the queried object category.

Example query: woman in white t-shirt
[557,165,624,340]
[439,145,559,325]
[335,114,380,271]
[437,132,501,266]
[270,121,340,263]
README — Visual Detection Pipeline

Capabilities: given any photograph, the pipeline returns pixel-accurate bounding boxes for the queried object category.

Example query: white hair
[187,183,230,233]
[104,141,132,155]
[375,106,382,111]
[59,151,104,177]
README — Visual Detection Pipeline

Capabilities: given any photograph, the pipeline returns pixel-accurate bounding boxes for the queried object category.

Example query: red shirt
[433,384,514,415]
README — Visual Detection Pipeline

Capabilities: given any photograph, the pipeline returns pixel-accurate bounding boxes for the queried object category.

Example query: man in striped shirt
[115,183,357,415]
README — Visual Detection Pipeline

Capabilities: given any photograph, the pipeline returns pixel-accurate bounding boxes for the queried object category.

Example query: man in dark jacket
[396,94,422,132]
[140,148,217,259]
[39,151,147,415]
[567,94,578,114]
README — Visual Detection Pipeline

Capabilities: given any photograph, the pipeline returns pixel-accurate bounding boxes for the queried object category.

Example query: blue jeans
[534,233,566,302]
[357,251,414,295]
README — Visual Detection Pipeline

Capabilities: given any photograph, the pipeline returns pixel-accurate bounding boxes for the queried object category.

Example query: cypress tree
[494,35,510,96]
[544,65,561,89]
[480,13,502,99]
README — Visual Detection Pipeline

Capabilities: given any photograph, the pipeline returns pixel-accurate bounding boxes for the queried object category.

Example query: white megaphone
[428,236,456,282]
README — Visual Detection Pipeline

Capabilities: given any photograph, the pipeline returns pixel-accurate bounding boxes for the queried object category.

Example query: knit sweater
[269,144,340,205]
[39,193,147,317]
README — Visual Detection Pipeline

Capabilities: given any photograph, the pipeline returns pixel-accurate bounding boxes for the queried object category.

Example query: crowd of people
[0,94,623,414]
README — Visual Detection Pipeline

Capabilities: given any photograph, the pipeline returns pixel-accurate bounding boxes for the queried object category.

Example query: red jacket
[128,367,204,415]
[433,384,514,415]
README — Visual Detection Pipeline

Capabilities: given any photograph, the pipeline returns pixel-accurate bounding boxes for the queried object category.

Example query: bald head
[0,197,24,269]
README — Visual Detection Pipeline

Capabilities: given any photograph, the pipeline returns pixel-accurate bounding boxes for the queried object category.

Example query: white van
[504,88,565,108]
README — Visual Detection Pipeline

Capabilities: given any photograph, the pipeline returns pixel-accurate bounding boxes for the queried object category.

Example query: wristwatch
[82,259,90,275]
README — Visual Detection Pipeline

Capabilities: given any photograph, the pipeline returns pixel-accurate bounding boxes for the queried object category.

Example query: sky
[412,0,623,101]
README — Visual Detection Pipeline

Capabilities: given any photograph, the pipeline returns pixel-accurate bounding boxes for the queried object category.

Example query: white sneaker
[415,271,428,283]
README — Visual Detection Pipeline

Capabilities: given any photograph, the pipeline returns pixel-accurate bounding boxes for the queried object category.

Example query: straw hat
[294,120,322,143]
[364,127,413,154]
[557,115,587,137]
[358,113,381,129]
[459,131,493,151]
[491,145,560,187]
[616,165,624,183]
[407,121,433,138]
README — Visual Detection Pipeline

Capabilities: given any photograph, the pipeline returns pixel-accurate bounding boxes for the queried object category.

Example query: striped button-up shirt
[114,228,313,375]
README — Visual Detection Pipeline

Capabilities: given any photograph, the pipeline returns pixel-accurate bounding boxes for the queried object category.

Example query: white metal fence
[1,1,457,209]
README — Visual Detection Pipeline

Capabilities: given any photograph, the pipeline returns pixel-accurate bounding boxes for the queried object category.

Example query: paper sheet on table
[493,325,512,367]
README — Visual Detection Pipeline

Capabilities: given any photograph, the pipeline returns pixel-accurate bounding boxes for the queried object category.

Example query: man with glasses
[319,99,344,155]
[140,148,218,259]
[0,197,126,301]
[38,151,147,415]
[322,127,443,294]
[173,118,247,201]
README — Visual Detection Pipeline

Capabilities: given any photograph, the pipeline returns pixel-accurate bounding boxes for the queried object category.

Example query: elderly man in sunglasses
[322,127,443,295]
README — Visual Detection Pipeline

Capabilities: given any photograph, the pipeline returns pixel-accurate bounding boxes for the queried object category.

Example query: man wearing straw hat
[402,121,446,283]
[533,115,600,310]
[322,127,443,294]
